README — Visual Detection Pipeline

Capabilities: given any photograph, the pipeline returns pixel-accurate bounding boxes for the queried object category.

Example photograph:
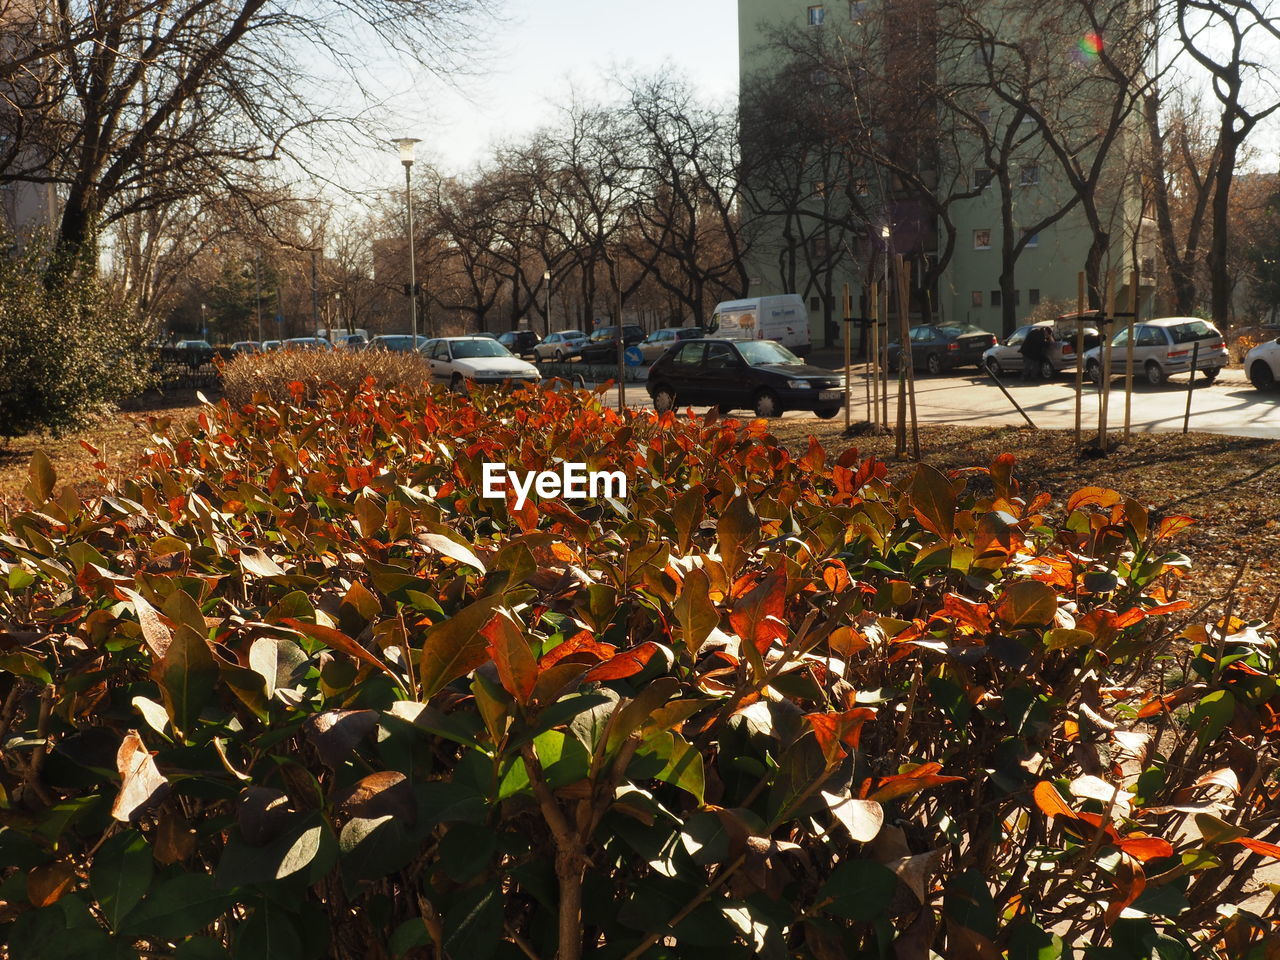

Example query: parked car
[638,326,704,363]
[578,324,646,363]
[229,341,261,354]
[282,337,333,351]
[1245,335,1280,390]
[1083,317,1228,385]
[983,321,1098,380]
[261,340,283,352]
[533,330,589,361]
[646,338,845,419]
[174,339,213,351]
[497,329,541,359]
[333,333,369,349]
[368,335,432,353]
[887,324,997,374]
[425,336,540,390]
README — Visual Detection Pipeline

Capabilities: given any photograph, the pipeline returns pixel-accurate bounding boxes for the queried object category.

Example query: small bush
[0,242,153,440]
[220,348,434,405]
[0,384,1277,958]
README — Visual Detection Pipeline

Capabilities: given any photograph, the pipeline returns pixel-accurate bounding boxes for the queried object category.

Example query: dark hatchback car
[647,338,845,418]
[578,324,646,362]
[887,323,998,374]
[497,329,541,359]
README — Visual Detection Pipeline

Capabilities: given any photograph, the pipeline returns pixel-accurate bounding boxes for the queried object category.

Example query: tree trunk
[1208,130,1240,330]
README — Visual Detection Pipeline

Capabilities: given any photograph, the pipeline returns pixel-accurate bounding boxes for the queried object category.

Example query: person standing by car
[1020,325,1052,381]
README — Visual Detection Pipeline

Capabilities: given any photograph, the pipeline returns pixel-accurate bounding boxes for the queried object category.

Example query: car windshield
[938,325,986,337]
[562,330,585,339]
[451,339,512,359]
[1166,320,1215,343]
[591,328,616,341]
[737,340,802,366]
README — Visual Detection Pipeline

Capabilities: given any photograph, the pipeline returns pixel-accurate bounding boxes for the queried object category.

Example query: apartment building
[738,0,1156,345]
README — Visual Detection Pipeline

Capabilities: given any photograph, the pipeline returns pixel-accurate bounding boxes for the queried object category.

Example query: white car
[1245,335,1280,390]
[533,330,588,361]
[425,336,540,390]
[1083,317,1228,386]
[983,321,1098,379]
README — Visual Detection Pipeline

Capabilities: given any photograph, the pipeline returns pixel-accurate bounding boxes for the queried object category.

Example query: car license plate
[818,390,842,400]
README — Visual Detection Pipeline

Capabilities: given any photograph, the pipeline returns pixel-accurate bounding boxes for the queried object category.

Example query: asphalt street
[589,364,1280,438]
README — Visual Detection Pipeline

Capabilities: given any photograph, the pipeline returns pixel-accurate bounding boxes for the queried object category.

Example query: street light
[200,303,208,341]
[390,137,422,346]
[543,270,551,335]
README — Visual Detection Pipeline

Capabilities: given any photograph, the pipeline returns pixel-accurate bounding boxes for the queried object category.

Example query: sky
[349,0,742,187]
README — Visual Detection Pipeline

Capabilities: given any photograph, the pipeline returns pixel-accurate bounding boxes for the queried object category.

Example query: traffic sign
[624,346,644,367]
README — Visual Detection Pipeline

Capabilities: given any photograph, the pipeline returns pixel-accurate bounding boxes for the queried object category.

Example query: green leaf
[716,494,759,578]
[216,812,335,887]
[339,815,412,884]
[439,823,498,882]
[820,860,898,921]
[532,729,592,789]
[236,901,302,960]
[654,732,705,803]
[443,883,502,960]
[997,581,1059,628]
[418,594,504,699]
[248,635,310,698]
[90,829,153,930]
[1044,628,1095,651]
[390,919,431,958]
[673,567,718,655]
[174,938,230,960]
[157,624,219,736]
[1008,920,1063,959]
[680,810,731,865]
[909,462,956,540]
[1191,690,1235,747]
[122,873,231,939]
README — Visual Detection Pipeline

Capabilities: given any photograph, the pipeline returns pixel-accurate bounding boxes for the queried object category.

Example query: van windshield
[1166,320,1215,344]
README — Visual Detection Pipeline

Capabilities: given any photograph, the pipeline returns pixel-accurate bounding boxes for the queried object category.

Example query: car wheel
[554,350,564,361]
[926,353,943,375]
[1085,359,1100,383]
[814,407,839,419]
[984,357,1001,378]
[753,389,781,418]
[652,386,676,413]
[1039,359,1055,380]
[1250,361,1276,391]
[1144,360,1165,386]
[1201,367,1220,383]
[450,373,467,395]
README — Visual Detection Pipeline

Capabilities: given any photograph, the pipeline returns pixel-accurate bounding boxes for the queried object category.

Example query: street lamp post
[391,137,422,346]
[200,303,208,341]
[543,270,551,335]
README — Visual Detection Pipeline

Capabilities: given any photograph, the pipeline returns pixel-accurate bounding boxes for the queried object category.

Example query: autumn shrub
[220,347,434,405]
[0,382,1278,959]
[0,242,154,440]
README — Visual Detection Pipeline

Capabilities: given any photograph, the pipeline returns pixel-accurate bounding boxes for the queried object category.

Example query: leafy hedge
[219,349,434,406]
[0,242,153,439]
[0,382,1277,959]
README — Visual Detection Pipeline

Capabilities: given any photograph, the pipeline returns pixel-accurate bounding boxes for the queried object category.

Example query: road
[588,365,1280,438]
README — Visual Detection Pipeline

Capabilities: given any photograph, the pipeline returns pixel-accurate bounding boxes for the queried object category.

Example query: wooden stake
[1124,269,1137,440]
[895,256,909,458]
[901,258,920,459]
[868,281,878,425]
[843,283,853,431]
[1100,276,1115,453]
[1074,272,1085,447]
[881,280,890,429]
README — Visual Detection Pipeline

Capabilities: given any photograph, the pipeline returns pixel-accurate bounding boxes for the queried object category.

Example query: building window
[1141,256,1156,279]
[1023,230,1039,247]
[809,296,821,312]
[849,0,870,19]
[808,5,825,25]
[974,229,992,250]
[977,105,992,125]
[971,290,983,307]
[991,290,1002,307]
[974,167,992,189]
[1013,289,1021,306]
[1029,288,1041,305]
[1020,164,1040,185]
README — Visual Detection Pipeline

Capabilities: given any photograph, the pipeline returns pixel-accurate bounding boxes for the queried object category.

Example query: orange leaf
[805,708,876,763]
[1067,486,1122,512]
[280,618,395,680]
[1116,836,1173,862]
[1033,780,1078,820]
[584,641,662,682]
[541,630,616,669]
[1103,853,1146,926]
[869,762,964,803]
[482,612,538,704]
[729,570,788,654]
[1234,837,1280,859]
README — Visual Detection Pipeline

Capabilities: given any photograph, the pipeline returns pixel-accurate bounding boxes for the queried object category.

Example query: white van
[708,295,811,356]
